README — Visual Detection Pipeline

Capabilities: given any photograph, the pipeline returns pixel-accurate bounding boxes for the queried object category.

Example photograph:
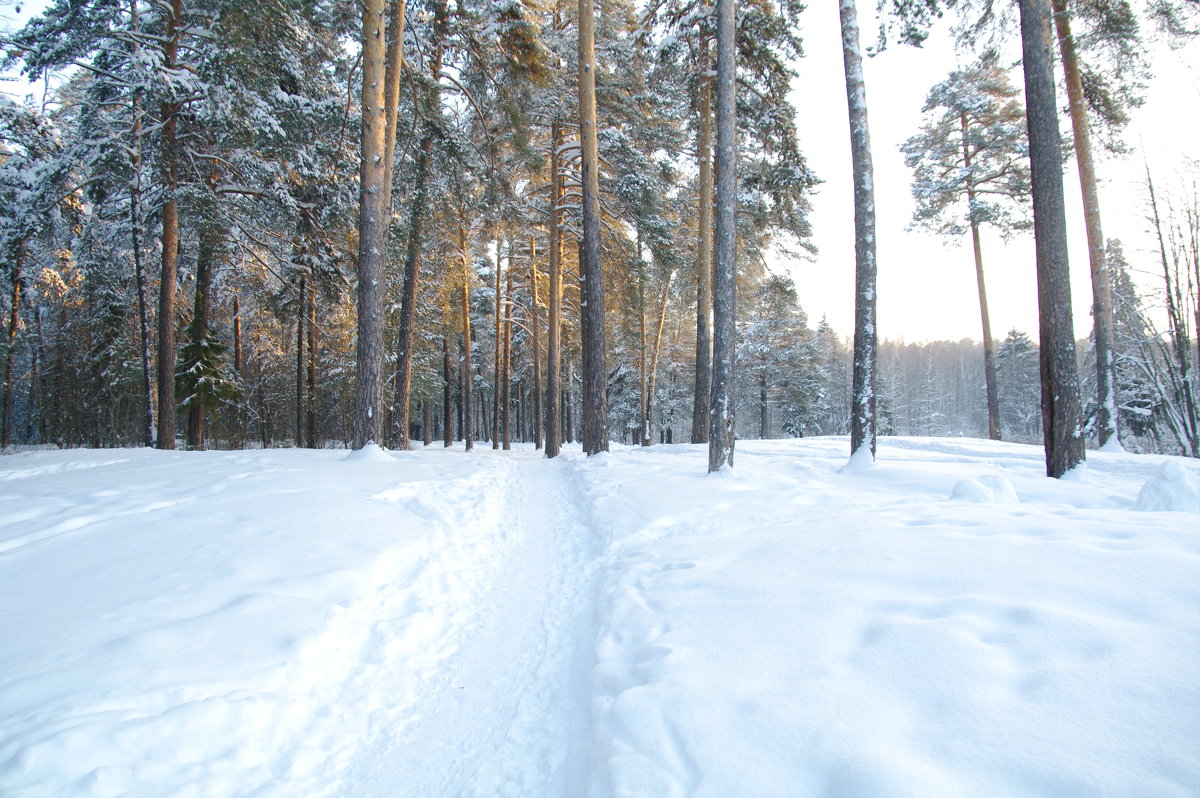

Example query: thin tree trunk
[187,229,217,449]
[645,271,672,446]
[392,0,446,451]
[529,237,543,449]
[1020,0,1086,477]
[352,0,394,449]
[639,246,649,446]
[707,0,736,472]
[129,0,154,447]
[307,286,318,447]
[545,121,564,458]
[502,261,513,450]
[423,400,433,446]
[840,0,878,462]
[155,0,183,451]
[443,332,453,446]
[565,357,575,443]
[460,225,474,451]
[233,294,243,448]
[2,246,22,448]
[295,275,306,448]
[961,114,1001,441]
[692,33,713,445]
[1052,0,1118,449]
[578,0,608,455]
[760,369,769,438]
[493,233,503,449]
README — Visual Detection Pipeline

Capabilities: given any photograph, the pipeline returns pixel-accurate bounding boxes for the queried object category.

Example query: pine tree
[902,53,1030,441]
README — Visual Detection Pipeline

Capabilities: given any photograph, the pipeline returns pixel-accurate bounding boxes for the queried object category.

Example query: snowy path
[339,452,603,797]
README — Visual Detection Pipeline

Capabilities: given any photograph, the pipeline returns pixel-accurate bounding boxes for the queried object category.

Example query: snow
[1,437,1197,797]
[1136,459,1200,514]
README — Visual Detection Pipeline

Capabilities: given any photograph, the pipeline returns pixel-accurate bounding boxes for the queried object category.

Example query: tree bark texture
[186,229,217,449]
[502,261,513,450]
[307,288,318,448]
[529,237,543,449]
[578,0,608,455]
[459,225,474,451]
[840,0,878,461]
[2,247,22,448]
[128,1,154,448]
[545,122,564,458]
[1020,0,1086,478]
[351,0,392,449]
[1051,0,1118,448]
[155,0,184,450]
[692,36,713,445]
[707,0,736,472]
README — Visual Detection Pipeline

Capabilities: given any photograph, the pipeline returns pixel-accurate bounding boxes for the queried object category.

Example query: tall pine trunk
[2,246,23,448]
[545,122,564,457]
[307,286,318,447]
[578,0,608,455]
[692,35,713,445]
[962,114,1001,441]
[839,0,878,461]
[1019,0,1086,477]
[707,0,736,472]
[155,0,184,450]
[459,225,474,451]
[295,275,306,448]
[502,262,513,450]
[129,0,154,447]
[186,228,217,449]
[529,237,543,449]
[351,0,397,449]
[1051,0,1119,449]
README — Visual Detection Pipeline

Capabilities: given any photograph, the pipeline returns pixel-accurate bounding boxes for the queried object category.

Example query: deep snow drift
[1,437,1197,797]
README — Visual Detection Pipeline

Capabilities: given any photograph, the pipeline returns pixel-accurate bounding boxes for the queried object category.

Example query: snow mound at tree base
[1136,460,1200,513]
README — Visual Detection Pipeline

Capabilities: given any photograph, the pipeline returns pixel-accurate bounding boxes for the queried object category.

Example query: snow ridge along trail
[340,450,605,797]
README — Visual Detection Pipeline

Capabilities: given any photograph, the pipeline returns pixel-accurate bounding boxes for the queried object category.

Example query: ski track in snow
[339,452,604,797]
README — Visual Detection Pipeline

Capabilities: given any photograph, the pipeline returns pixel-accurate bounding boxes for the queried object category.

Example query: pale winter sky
[783,0,1200,343]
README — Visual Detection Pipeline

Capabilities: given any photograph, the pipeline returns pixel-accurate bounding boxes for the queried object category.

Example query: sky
[784,0,1200,343]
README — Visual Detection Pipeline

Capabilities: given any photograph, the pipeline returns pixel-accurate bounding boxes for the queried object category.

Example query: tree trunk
[692,33,714,445]
[565,357,575,443]
[155,0,184,451]
[1051,0,1118,449]
[2,246,22,448]
[578,0,608,455]
[646,271,672,446]
[529,237,543,449]
[759,368,769,438]
[460,225,474,451]
[961,114,1001,441]
[295,275,306,448]
[707,0,736,472]
[233,295,243,448]
[129,0,154,447]
[307,286,318,447]
[1020,0,1086,477]
[186,228,217,449]
[493,233,503,449]
[840,0,878,461]
[502,261,513,450]
[443,332,453,446]
[392,0,446,451]
[545,121,564,458]
[351,0,395,449]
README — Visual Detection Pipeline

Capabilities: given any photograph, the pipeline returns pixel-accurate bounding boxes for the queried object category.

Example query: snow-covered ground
[1,437,1197,797]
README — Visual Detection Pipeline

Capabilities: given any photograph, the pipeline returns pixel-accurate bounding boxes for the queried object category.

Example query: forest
[0,0,1197,469]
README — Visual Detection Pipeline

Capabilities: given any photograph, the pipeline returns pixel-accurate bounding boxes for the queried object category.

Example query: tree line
[0,0,1195,474]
